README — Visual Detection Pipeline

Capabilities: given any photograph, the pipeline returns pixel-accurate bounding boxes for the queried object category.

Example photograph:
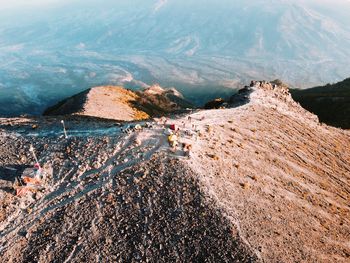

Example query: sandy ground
[0,83,349,262]
[81,86,150,121]
[44,85,192,122]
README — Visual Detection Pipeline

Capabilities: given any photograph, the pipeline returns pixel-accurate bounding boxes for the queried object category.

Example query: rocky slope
[44,85,193,121]
[0,81,349,262]
[291,77,350,129]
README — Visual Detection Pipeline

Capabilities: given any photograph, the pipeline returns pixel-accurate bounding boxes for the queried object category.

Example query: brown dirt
[44,85,193,121]
[80,86,150,121]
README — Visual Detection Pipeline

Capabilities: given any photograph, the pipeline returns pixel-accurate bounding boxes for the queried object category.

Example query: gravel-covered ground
[16,156,255,262]
[0,118,257,262]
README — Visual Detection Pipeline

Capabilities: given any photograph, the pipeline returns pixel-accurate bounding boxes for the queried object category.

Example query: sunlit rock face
[1,0,350,116]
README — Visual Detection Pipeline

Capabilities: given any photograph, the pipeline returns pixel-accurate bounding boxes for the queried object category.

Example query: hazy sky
[0,0,61,5]
[0,0,64,10]
[1,0,349,9]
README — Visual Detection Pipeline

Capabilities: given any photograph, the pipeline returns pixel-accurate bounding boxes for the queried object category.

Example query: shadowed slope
[291,78,350,129]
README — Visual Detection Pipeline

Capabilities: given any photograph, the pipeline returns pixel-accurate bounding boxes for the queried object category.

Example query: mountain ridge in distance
[291,77,350,129]
[1,0,350,116]
[44,85,194,121]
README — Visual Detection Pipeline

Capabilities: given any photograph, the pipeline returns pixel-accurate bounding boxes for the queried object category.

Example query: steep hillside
[291,78,350,129]
[0,81,349,262]
[44,85,193,121]
[182,82,350,262]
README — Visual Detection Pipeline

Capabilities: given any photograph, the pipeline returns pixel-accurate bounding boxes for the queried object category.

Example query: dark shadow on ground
[0,165,30,183]
[0,165,31,194]
[14,155,259,262]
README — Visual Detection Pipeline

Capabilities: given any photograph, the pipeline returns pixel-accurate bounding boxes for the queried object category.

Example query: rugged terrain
[44,85,193,121]
[0,82,349,262]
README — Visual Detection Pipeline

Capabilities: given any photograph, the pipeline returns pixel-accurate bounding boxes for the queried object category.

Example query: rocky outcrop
[204,98,226,109]
[230,80,319,124]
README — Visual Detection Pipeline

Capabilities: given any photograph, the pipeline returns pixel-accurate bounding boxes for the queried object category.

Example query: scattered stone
[240,182,250,189]
[208,154,219,160]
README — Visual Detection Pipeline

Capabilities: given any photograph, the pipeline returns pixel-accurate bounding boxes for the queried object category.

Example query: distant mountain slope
[1,0,350,116]
[44,85,193,121]
[291,78,350,129]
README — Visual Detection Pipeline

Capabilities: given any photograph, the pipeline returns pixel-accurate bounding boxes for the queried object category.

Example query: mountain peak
[143,84,165,95]
[44,85,193,121]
